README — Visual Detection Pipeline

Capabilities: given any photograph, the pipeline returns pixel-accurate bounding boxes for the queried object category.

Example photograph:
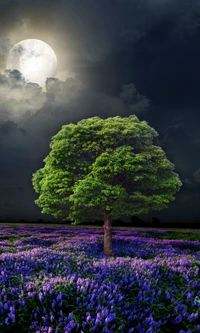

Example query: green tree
[32,115,182,256]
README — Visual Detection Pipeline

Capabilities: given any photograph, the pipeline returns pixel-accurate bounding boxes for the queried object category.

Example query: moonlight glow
[6,39,57,87]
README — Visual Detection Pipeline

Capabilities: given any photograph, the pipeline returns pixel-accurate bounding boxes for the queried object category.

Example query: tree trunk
[103,212,113,256]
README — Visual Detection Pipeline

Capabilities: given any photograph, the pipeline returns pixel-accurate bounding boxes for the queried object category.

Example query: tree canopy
[32,115,182,224]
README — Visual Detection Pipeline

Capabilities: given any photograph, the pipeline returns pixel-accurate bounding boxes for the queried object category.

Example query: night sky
[0,0,200,224]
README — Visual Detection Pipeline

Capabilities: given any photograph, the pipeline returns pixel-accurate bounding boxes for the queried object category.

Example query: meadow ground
[0,224,200,333]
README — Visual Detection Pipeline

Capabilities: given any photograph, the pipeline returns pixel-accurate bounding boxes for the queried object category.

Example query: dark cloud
[0,117,50,220]
[16,77,150,139]
[0,70,45,122]
[182,178,193,185]
[45,77,84,106]
[4,69,25,84]
[56,0,200,64]
[193,168,200,184]
[0,38,11,62]
[0,120,25,135]
[119,83,150,114]
[153,120,200,225]
[0,1,21,34]
[117,0,200,42]
[120,29,145,43]
[161,123,192,143]
[159,123,200,178]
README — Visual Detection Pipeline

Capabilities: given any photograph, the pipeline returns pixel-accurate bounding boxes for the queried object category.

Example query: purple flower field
[0,226,200,333]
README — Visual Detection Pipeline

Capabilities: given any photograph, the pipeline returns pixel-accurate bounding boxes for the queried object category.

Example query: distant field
[1,222,200,234]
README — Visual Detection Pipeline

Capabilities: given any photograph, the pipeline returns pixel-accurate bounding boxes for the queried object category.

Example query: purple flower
[188,313,198,322]
[186,292,193,300]
[105,313,116,324]
[50,313,54,322]
[4,302,8,310]
[39,292,43,302]
[51,300,56,310]
[56,292,63,301]
[146,328,153,333]
[69,320,76,328]
[4,317,10,325]
[68,312,73,320]
[82,321,87,329]
[8,312,16,323]
[174,314,182,324]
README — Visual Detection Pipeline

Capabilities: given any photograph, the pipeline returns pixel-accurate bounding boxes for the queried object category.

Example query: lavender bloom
[186,292,193,300]
[4,317,10,325]
[56,292,63,301]
[8,312,16,323]
[146,328,153,333]
[39,292,43,302]
[188,313,198,322]
[69,320,76,329]
[0,226,200,332]
[174,314,182,324]
[4,302,8,310]
[105,313,116,324]
[51,300,56,310]
[50,313,54,322]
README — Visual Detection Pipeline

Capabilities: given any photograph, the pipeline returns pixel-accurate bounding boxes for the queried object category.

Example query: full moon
[6,39,57,87]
